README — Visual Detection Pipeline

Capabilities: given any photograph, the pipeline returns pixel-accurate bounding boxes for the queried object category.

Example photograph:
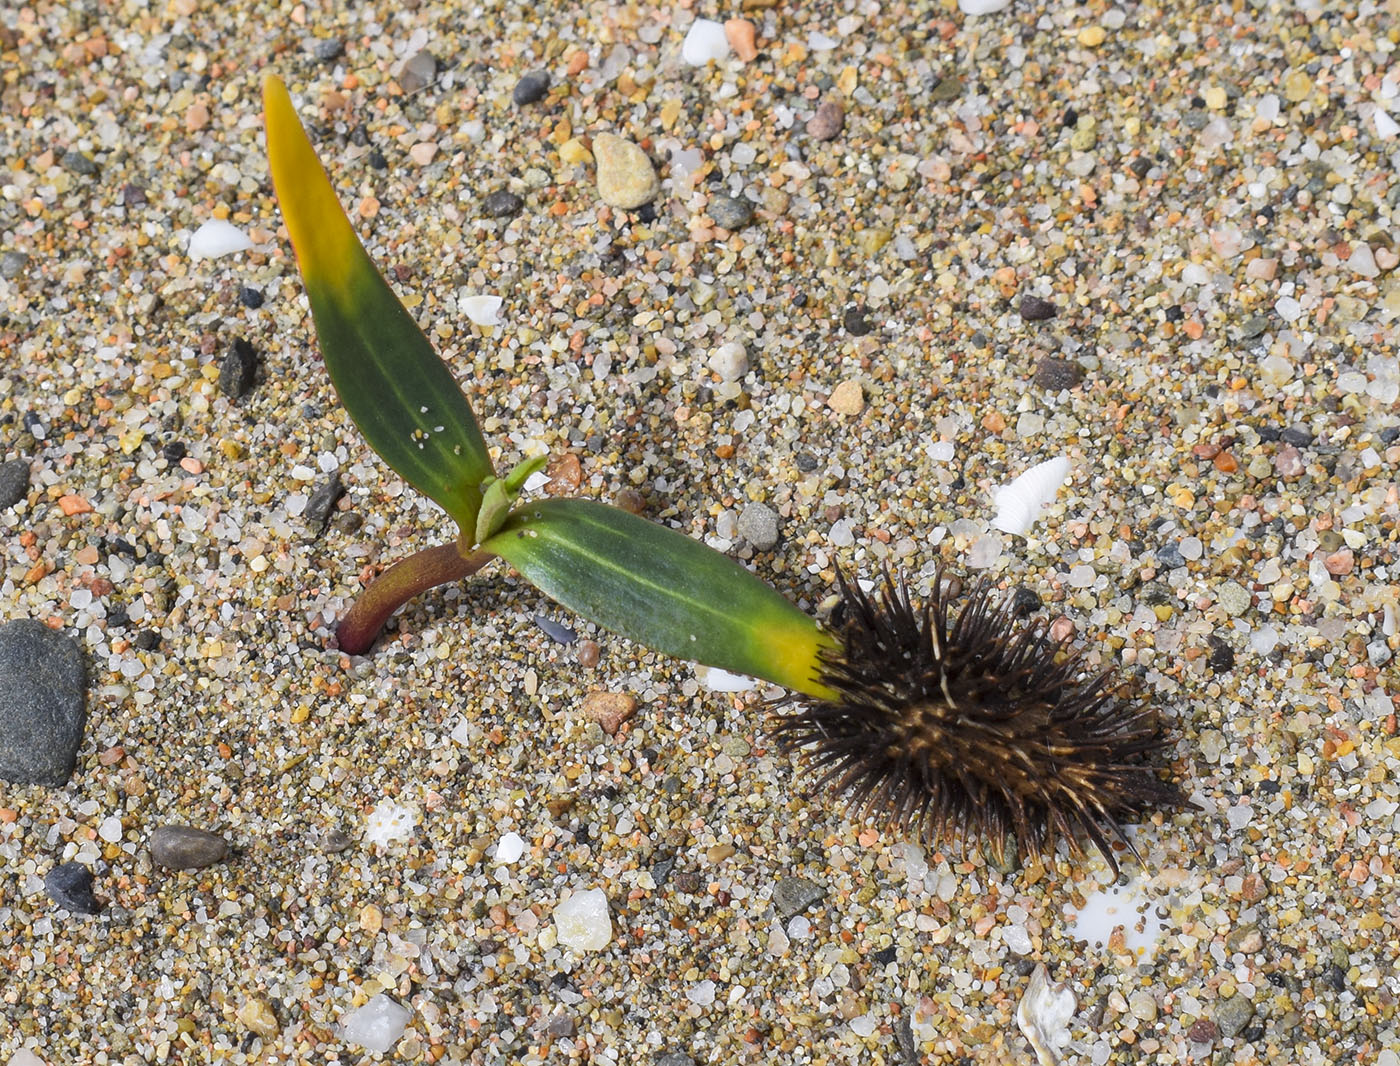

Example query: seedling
[262,75,1179,870]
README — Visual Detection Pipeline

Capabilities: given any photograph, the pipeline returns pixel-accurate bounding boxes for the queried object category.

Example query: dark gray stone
[772,875,826,918]
[319,827,353,853]
[737,503,779,551]
[219,337,259,400]
[400,50,438,93]
[1019,295,1057,321]
[312,38,344,62]
[656,1055,695,1066]
[534,615,577,644]
[150,825,229,870]
[1033,357,1085,390]
[61,150,99,176]
[0,620,87,786]
[709,195,754,230]
[44,861,101,914]
[512,70,551,106]
[0,251,28,280]
[482,190,524,219]
[0,459,29,509]
[304,473,344,532]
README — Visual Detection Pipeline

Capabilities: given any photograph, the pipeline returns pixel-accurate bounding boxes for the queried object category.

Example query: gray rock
[709,195,754,230]
[512,70,551,106]
[482,190,524,218]
[656,1055,695,1066]
[312,38,344,62]
[304,473,344,532]
[399,50,437,93]
[320,827,353,854]
[772,875,826,918]
[219,337,259,400]
[738,503,779,551]
[150,825,230,870]
[0,251,28,280]
[0,459,29,509]
[0,620,87,786]
[1213,994,1254,1039]
[60,150,99,176]
[44,861,101,914]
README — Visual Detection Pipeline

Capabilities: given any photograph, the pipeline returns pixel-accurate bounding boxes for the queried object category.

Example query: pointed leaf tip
[262,72,494,529]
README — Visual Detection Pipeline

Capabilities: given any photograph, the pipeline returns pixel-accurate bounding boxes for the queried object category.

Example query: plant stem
[336,542,495,654]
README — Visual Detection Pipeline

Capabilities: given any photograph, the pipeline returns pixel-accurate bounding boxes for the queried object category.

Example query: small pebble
[512,70,551,106]
[737,502,779,550]
[682,19,730,65]
[1019,295,1058,321]
[534,615,577,644]
[0,459,29,509]
[0,620,87,787]
[1214,994,1255,1039]
[341,994,412,1053]
[149,825,230,870]
[399,50,437,93]
[238,285,264,309]
[43,861,101,915]
[304,473,345,532]
[708,195,754,230]
[593,132,659,209]
[554,888,612,951]
[311,38,344,62]
[0,250,28,280]
[806,97,845,141]
[481,190,524,218]
[219,338,259,400]
[60,149,98,176]
[772,876,826,918]
[707,340,749,382]
[1033,357,1085,390]
[827,380,865,415]
[237,997,280,1038]
[724,18,758,62]
[580,691,638,735]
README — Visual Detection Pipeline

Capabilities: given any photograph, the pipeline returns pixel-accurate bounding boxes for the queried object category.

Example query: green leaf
[263,75,493,530]
[474,455,548,546]
[482,499,837,696]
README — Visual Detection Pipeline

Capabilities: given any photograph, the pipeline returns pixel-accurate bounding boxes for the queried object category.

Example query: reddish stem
[336,541,495,654]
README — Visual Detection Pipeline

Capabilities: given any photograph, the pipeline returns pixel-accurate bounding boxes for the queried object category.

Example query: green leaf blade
[263,75,492,529]
[483,499,836,697]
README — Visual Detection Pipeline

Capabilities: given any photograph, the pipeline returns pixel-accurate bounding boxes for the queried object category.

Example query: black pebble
[512,70,551,106]
[1019,295,1057,321]
[1033,356,1085,390]
[843,306,872,336]
[161,440,187,463]
[1280,426,1313,447]
[1206,635,1235,672]
[107,606,130,628]
[61,149,99,176]
[44,861,101,914]
[312,38,344,62]
[481,190,524,219]
[0,459,29,510]
[1129,156,1153,180]
[121,183,147,207]
[635,201,657,224]
[133,630,160,651]
[368,148,387,171]
[238,286,264,309]
[795,453,819,472]
[1009,586,1042,618]
[304,474,345,531]
[872,945,897,966]
[219,338,259,400]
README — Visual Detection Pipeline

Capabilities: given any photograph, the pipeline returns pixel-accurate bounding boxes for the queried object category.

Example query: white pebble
[966,532,1004,569]
[554,888,612,952]
[1004,924,1033,955]
[98,816,123,843]
[850,1015,878,1037]
[1275,295,1304,322]
[8,1052,47,1066]
[1375,108,1399,140]
[285,493,309,518]
[686,979,716,1006]
[461,294,503,327]
[1016,965,1075,1066]
[340,994,412,1054]
[364,800,416,847]
[682,19,730,65]
[829,518,855,547]
[707,340,749,382]
[786,915,811,939]
[1255,93,1279,122]
[928,440,955,462]
[1179,536,1203,560]
[991,457,1070,535]
[187,219,252,260]
[290,464,316,481]
[495,831,525,865]
[959,0,1012,12]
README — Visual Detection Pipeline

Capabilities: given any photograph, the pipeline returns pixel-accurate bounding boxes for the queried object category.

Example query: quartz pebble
[188,219,252,260]
[707,340,748,381]
[737,502,779,550]
[341,994,412,1053]
[681,19,729,66]
[554,888,612,951]
[593,133,659,209]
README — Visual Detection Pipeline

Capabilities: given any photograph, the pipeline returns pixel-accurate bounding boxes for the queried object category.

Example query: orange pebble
[58,494,92,516]
[724,18,758,62]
